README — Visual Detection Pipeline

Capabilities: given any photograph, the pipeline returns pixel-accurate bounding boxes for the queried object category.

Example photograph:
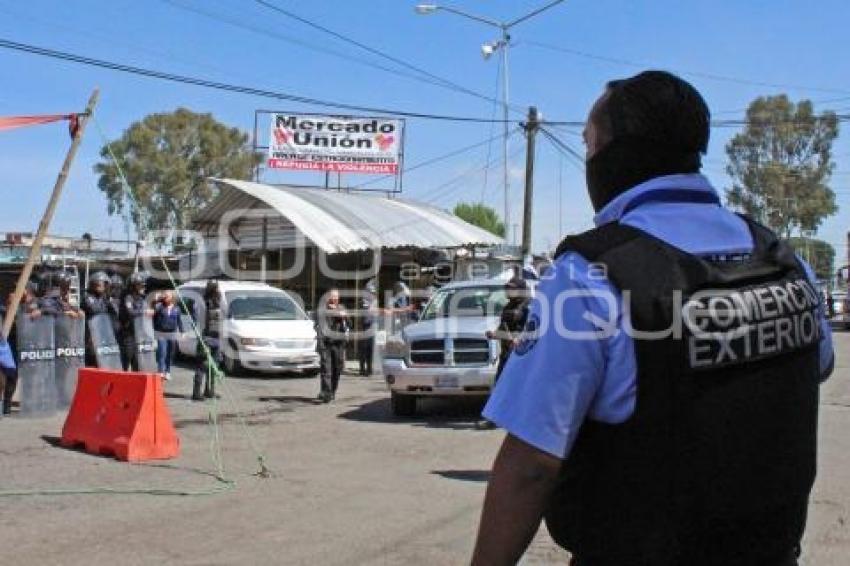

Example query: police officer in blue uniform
[471,71,834,566]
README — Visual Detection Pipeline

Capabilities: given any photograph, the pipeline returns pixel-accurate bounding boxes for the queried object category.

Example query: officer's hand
[30,310,42,319]
[145,309,155,317]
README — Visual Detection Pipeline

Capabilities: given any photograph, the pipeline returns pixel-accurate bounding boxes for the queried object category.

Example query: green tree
[94,108,260,236]
[788,236,835,280]
[453,202,506,237]
[725,95,839,238]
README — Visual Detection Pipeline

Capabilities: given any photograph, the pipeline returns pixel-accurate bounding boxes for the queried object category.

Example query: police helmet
[25,277,41,296]
[109,274,124,294]
[128,272,148,288]
[88,271,109,290]
[54,271,72,291]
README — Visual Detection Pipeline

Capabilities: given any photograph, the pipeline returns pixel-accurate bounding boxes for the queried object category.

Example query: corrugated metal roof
[195,179,504,254]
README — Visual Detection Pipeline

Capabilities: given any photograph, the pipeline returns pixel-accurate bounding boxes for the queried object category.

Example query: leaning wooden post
[1,89,100,340]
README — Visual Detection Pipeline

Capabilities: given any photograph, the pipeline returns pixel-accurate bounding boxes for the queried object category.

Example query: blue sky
[1,0,849,261]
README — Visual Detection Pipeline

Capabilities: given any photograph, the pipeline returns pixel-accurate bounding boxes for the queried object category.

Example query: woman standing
[153,290,182,380]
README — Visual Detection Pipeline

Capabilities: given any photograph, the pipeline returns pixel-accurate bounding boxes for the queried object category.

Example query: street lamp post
[415,1,565,247]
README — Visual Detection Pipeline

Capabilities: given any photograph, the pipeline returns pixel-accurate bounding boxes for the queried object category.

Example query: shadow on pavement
[164,392,192,400]
[431,469,491,483]
[40,435,63,448]
[258,395,324,406]
[337,398,488,431]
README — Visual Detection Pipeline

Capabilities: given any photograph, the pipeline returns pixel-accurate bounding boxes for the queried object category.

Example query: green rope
[99,116,271,479]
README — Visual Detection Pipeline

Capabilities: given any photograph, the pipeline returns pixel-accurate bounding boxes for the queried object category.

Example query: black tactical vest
[545,217,821,566]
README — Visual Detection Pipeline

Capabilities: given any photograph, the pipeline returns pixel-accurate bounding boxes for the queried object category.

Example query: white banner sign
[267,113,402,174]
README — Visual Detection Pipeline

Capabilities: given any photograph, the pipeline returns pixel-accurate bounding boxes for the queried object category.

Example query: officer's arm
[471,434,561,566]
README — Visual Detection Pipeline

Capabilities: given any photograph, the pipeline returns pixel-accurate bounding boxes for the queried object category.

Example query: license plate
[434,375,459,389]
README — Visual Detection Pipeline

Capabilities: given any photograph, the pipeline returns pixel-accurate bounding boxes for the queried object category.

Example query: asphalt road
[0,330,848,565]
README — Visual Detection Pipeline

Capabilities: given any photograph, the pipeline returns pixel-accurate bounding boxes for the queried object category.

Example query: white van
[176,280,319,376]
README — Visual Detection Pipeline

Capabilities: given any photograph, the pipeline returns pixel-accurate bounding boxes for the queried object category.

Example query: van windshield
[420,286,507,320]
[225,291,305,321]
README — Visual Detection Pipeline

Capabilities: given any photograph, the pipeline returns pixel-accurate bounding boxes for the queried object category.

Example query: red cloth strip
[0,114,72,132]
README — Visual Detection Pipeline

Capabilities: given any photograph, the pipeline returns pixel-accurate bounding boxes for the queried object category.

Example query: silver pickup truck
[382,279,508,416]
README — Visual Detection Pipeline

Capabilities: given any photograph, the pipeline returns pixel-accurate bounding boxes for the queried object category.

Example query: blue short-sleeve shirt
[482,173,834,460]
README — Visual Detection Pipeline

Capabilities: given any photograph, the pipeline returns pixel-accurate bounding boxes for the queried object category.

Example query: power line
[539,127,585,168]
[0,38,518,123]
[525,40,850,96]
[251,0,524,113]
[161,0,509,108]
[4,36,846,130]
[350,131,507,189]
[422,136,525,205]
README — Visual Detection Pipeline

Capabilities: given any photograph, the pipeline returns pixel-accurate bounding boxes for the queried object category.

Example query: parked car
[836,292,850,329]
[381,279,508,416]
[176,280,320,376]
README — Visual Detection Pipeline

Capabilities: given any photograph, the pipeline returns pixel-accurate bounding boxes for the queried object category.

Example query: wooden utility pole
[520,106,540,259]
[1,89,100,340]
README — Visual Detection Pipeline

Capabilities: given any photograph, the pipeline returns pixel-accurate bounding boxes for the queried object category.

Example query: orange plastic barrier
[61,368,180,462]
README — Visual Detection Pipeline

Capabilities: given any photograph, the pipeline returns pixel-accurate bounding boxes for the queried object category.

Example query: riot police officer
[43,272,83,319]
[472,71,834,566]
[193,279,222,401]
[119,272,154,371]
[2,278,50,414]
[316,289,349,403]
[82,271,118,367]
[82,272,116,317]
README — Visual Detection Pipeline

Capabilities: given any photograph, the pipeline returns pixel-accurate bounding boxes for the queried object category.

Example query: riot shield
[88,313,123,370]
[54,315,85,409]
[16,314,57,417]
[133,315,158,372]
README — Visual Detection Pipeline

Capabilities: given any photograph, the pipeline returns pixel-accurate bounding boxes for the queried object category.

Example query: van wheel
[223,341,243,376]
[391,392,416,417]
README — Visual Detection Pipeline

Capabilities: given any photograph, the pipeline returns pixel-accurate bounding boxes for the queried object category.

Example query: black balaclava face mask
[586,136,701,212]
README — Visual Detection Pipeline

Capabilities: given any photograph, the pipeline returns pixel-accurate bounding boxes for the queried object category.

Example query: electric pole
[521,106,540,260]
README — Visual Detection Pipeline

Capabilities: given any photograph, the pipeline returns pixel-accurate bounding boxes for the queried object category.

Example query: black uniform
[42,294,80,317]
[82,293,118,367]
[119,292,148,371]
[491,296,530,380]
[357,292,376,376]
[193,296,222,400]
[317,305,349,401]
[2,296,51,415]
[544,218,823,566]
